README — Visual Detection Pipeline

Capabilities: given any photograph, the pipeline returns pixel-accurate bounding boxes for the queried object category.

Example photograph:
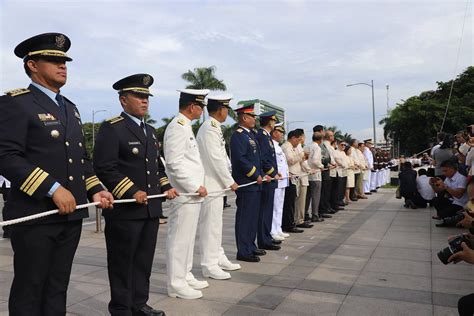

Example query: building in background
[236,99,285,125]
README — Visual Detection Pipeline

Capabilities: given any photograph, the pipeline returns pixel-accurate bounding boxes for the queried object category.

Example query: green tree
[381,66,474,155]
[324,126,352,143]
[181,66,227,90]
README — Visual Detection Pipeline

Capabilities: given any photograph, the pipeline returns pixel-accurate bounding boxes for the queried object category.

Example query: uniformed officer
[230,104,268,262]
[94,74,177,316]
[0,32,114,315]
[255,111,281,251]
[163,89,209,299]
[196,94,241,281]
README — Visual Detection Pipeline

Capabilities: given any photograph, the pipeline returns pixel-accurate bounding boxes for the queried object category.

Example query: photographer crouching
[440,178,474,316]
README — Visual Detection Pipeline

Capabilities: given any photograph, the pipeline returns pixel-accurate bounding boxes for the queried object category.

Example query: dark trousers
[282,184,296,230]
[1,186,10,236]
[236,190,260,257]
[330,176,339,209]
[458,293,474,316]
[320,172,332,212]
[105,218,159,316]
[350,174,360,199]
[337,176,347,202]
[257,186,275,248]
[432,196,464,219]
[9,220,82,316]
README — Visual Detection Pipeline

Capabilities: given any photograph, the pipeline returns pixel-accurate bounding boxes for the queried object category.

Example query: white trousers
[166,202,201,291]
[271,187,285,236]
[363,173,371,193]
[370,171,377,190]
[199,196,229,271]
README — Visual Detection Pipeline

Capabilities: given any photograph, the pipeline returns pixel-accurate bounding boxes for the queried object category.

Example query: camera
[437,234,472,265]
[441,210,466,226]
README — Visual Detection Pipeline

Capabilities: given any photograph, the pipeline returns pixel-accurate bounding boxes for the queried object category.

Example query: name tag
[44,121,61,126]
[128,141,141,145]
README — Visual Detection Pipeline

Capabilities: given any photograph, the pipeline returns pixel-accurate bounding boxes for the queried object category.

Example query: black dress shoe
[159,215,168,219]
[283,227,304,233]
[262,244,281,251]
[133,305,165,316]
[326,209,336,214]
[296,223,314,228]
[272,239,282,244]
[311,215,324,222]
[253,249,267,256]
[365,192,372,195]
[237,254,260,262]
[350,198,358,202]
[338,201,345,207]
[333,206,344,211]
[223,203,231,208]
[370,189,377,193]
[320,213,332,219]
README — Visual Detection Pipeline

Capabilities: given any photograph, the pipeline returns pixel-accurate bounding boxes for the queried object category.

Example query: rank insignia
[55,34,66,48]
[38,113,57,121]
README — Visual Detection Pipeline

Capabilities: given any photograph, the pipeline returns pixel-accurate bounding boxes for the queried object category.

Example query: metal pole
[92,111,95,150]
[95,207,102,233]
[371,80,376,147]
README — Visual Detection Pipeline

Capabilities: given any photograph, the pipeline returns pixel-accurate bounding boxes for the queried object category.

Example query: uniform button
[156,172,159,175]
[69,158,73,164]
[148,184,151,188]
[65,141,70,146]
[147,171,150,175]
[82,175,85,180]
[146,158,149,162]
[78,142,83,147]
[69,176,74,181]
[81,159,84,164]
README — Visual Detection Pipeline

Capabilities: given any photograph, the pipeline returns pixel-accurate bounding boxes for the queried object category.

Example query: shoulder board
[177,118,186,126]
[107,116,124,124]
[5,88,30,97]
[236,128,243,133]
[211,120,218,128]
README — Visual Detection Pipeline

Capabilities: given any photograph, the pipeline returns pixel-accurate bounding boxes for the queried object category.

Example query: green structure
[236,99,285,124]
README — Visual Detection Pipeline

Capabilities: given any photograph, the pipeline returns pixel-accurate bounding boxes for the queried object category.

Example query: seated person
[414,168,435,208]
[398,162,418,209]
[431,159,468,221]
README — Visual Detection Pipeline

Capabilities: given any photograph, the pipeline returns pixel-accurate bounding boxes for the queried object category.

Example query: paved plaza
[1,189,473,315]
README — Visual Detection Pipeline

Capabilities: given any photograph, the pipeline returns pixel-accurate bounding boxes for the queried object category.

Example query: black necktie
[55,93,67,119]
[140,122,146,136]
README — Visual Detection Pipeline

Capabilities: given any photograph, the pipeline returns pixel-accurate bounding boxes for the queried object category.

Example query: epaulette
[107,116,124,124]
[5,88,30,97]
[177,118,185,126]
[236,128,243,133]
[211,120,218,128]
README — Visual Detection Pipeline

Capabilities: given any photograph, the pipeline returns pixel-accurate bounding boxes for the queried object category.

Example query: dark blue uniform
[0,84,104,315]
[230,127,262,258]
[94,112,171,314]
[255,128,278,248]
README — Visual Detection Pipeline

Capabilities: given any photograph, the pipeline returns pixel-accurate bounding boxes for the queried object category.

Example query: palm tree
[181,66,227,90]
[144,113,157,125]
[181,66,227,122]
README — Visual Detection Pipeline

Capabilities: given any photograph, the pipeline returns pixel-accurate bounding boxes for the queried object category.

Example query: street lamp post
[91,109,107,233]
[92,109,107,151]
[346,80,376,146]
[285,120,305,132]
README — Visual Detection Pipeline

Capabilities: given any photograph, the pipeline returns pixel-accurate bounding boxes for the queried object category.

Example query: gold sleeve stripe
[86,179,101,191]
[116,181,134,199]
[265,167,275,175]
[20,167,42,191]
[160,180,170,186]
[246,166,256,177]
[85,176,99,185]
[26,172,49,196]
[112,178,131,196]
[159,177,169,184]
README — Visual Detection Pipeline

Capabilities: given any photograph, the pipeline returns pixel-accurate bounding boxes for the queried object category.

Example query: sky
[0,0,472,143]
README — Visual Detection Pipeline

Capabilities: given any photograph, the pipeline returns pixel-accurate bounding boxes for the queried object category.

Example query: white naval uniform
[271,139,289,236]
[363,147,374,193]
[196,117,235,273]
[163,113,205,293]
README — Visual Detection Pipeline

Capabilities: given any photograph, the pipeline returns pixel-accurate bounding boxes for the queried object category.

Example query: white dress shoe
[218,259,241,271]
[168,286,203,299]
[272,234,285,241]
[279,232,290,238]
[186,277,209,290]
[202,268,231,280]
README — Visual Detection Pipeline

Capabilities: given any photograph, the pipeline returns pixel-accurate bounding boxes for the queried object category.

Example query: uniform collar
[178,112,191,125]
[239,125,250,133]
[210,116,221,127]
[260,127,271,136]
[30,81,59,106]
[123,111,145,127]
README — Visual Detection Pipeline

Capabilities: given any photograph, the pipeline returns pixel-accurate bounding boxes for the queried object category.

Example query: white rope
[0,173,313,227]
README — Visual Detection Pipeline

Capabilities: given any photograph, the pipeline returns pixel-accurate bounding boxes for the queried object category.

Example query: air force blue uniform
[230,126,262,258]
[255,128,278,248]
